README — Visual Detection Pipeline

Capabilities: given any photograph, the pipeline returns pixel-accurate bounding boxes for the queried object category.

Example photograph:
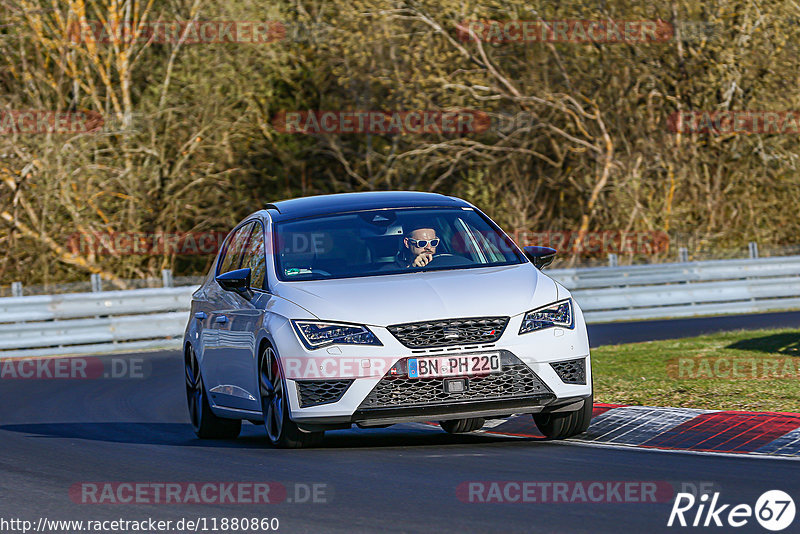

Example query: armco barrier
[0,256,799,357]
[550,255,800,322]
[0,287,196,358]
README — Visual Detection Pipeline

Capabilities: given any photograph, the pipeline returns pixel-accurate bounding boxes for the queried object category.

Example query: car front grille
[357,351,551,410]
[296,379,353,407]
[387,316,509,348]
[550,358,586,384]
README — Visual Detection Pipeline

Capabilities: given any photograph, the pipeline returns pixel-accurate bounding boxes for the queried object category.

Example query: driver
[395,226,440,268]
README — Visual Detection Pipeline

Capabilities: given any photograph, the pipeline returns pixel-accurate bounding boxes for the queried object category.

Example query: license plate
[408,353,501,379]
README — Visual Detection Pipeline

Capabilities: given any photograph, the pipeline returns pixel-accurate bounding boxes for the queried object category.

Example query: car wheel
[185,346,242,439]
[533,394,593,439]
[439,417,485,434]
[259,345,324,449]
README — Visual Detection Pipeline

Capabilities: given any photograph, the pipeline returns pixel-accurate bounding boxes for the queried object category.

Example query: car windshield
[274,207,525,281]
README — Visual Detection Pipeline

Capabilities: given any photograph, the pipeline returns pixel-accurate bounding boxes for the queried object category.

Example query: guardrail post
[678,247,689,263]
[11,281,22,297]
[90,273,102,292]
[162,269,173,288]
[748,241,759,259]
[608,253,618,267]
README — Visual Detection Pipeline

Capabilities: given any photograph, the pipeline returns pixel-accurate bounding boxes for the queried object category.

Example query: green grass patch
[592,328,800,412]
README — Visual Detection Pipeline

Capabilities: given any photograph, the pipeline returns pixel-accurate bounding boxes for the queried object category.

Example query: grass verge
[592,328,800,412]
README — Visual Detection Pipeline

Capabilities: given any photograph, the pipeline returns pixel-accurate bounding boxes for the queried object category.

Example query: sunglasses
[408,238,440,248]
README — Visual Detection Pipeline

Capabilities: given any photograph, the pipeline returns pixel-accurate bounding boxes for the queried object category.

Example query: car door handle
[215,315,228,324]
[194,312,207,320]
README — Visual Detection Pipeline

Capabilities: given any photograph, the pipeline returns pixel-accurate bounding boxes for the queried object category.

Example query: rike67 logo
[668,490,795,531]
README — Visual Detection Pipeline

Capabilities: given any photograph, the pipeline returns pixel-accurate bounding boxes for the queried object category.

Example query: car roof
[265,191,471,221]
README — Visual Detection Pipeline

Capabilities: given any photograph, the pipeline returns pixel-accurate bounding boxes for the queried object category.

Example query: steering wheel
[424,253,474,268]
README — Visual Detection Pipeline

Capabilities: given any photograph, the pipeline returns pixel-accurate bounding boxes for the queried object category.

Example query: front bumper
[293,394,590,431]
[290,352,588,429]
[275,302,592,428]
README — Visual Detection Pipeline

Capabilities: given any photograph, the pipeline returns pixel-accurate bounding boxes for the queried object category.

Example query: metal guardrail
[550,256,800,289]
[549,255,800,322]
[0,255,799,358]
[0,286,196,323]
[0,287,196,358]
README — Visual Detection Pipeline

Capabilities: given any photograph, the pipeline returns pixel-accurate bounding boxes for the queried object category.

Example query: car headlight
[291,320,382,349]
[519,299,574,334]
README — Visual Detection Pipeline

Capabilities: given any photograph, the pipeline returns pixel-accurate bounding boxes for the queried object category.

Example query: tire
[185,346,242,439]
[259,345,324,449]
[533,395,593,439]
[439,417,485,434]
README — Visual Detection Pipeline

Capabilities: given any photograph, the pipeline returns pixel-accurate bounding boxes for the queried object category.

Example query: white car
[183,191,592,447]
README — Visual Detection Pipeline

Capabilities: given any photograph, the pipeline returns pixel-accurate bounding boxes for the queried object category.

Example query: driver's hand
[412,253,433,267]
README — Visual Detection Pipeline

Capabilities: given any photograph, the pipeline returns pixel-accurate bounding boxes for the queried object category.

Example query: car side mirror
[216,268,253,299]
[523,246,557,269]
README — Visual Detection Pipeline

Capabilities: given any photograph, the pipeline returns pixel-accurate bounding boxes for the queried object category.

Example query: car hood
[274,264,558,326]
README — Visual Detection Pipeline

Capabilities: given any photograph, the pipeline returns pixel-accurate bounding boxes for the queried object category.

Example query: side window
[241,221,267,290]
[218,222,254,274]
[466,218,509,263]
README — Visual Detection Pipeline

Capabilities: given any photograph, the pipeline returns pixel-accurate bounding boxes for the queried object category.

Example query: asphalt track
[2,315,800,534]
[587,309,800,347]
